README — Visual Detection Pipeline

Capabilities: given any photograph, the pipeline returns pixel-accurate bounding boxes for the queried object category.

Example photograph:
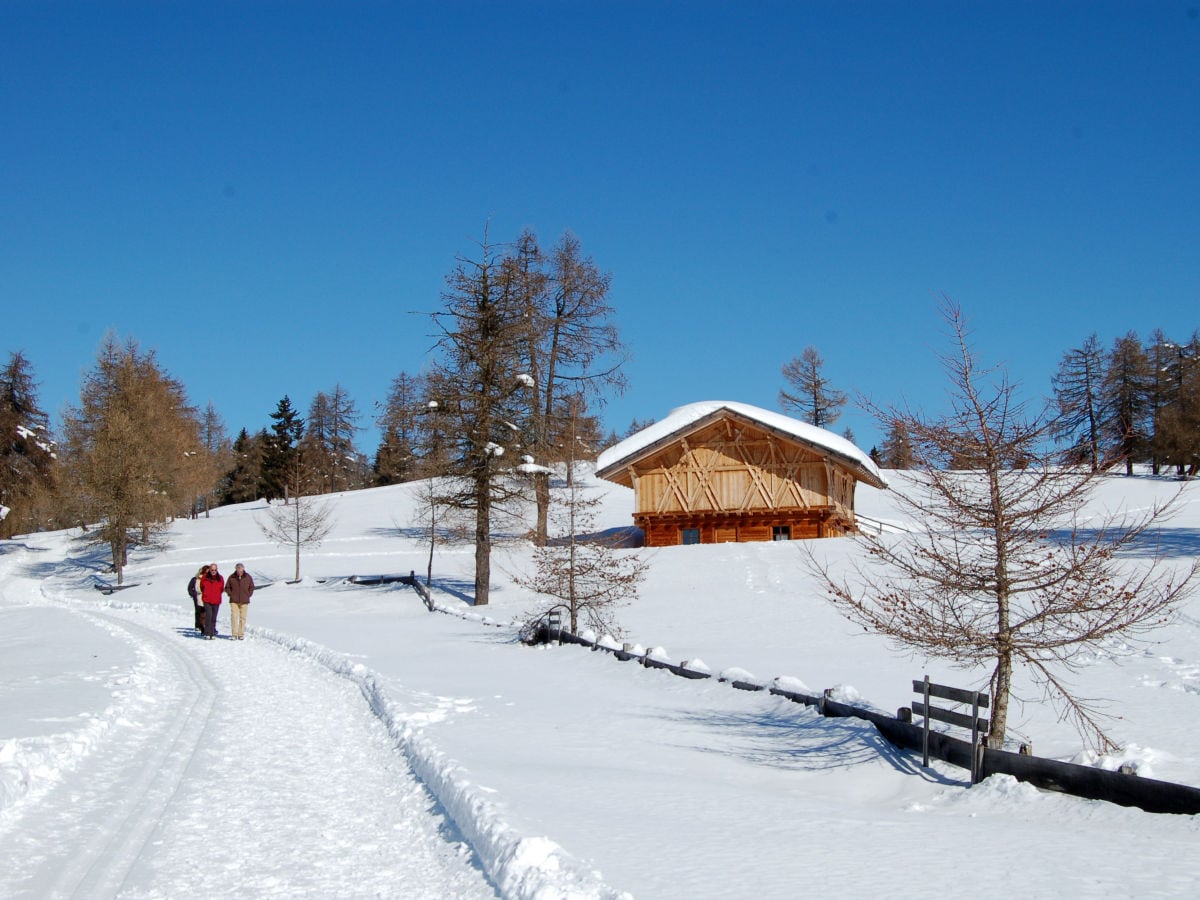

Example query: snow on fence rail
[854,513,910,536]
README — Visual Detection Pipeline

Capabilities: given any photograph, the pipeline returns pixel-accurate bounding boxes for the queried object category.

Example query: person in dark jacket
[187,565,207,632]
[224,562,255,640]
[199,562,225,639]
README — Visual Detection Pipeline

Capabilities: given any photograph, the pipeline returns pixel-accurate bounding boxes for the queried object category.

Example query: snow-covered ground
[2,469,1199,898]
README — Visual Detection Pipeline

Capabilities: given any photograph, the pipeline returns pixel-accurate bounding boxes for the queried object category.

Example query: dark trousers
[193,601,205,630]
[203,603,219,637]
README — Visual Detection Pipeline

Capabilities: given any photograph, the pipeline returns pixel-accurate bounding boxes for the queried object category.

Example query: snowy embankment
[249,624,630,900]
[0,575,626,898]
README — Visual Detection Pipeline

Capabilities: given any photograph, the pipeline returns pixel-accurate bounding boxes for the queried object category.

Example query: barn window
[681,528,701,545]
[772,525,791,541]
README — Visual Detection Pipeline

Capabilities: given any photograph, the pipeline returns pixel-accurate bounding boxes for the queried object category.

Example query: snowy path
[0,546,498,899]
[1,610,218,897]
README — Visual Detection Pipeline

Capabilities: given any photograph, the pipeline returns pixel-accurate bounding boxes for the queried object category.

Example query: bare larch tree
[427,230,533,605]
[518,398,646,635]
[779,345,847,427]
[61,335,203,583]
[1050,333,1107,471]
[809,298,1198,752]
[258,492,334,582]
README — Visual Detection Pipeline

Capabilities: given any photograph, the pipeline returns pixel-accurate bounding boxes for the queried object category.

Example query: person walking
[187,565,207,632]
[199,562,225,639]
[224,562,255,640]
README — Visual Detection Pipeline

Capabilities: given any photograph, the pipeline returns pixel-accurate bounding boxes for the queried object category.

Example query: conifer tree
[1050,334,1107,470]
[0,351,56,537]
[224,428,265,504]
[427,230,532,605]
[61,336,202,582]
[1153,332,1200,478]
[779,346,847,428]
[1145,329,1176,475]
[195,402,230,516]
[809,299,1197,751]
[1102,331,1152,476]
[877,421,914,469]
[374,371,425,485]
[518,398,646,635]
[515,230,627,546]
[262,395,304,502]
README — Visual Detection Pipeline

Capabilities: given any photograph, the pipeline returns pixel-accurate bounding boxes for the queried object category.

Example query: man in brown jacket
[224,562,255,640]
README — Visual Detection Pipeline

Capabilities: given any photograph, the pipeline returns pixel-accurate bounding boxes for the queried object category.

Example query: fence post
[969,690,982,783]
[921,675,931,768]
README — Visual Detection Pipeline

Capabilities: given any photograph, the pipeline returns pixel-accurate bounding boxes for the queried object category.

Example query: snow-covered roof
[596,400,888,488]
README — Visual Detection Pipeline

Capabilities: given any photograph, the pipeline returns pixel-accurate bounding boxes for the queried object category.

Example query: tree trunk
[112,535,125,585]
[474,473,491,605]
[534,472,550,547]
[989,647,1013,748]
[294,504,301,581]
[426,503,435,588]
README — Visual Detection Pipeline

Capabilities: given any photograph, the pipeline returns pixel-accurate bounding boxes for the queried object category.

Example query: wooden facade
[596,405,885,547]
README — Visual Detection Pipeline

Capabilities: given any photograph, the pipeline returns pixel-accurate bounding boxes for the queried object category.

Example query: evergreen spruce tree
[0,351,56,537]
[262,396,304,502]
[224,428,265,504]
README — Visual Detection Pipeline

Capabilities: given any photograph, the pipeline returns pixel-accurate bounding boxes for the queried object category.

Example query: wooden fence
[910,676,990,784]
[526,625,1200,816]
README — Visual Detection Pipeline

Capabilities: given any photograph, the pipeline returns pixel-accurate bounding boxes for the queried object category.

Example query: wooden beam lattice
[685,446,724,512]
[657,457,690,513]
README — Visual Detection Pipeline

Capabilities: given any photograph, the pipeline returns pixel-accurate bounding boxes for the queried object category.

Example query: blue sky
[4,1,1198,457]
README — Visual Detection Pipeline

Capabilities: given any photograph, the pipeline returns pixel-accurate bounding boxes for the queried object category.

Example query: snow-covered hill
[2,470,1199,898]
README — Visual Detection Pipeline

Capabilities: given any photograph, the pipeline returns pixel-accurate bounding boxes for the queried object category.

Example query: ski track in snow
[0,546,499,900]
[1,608,498,899]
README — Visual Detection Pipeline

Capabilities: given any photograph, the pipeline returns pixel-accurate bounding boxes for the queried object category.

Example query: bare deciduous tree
[514,230,628,547]
[1050,333,1107,471]
[258,493,334,582]
[427,229,533,605]
[195,402,231,518]
[374,371,427,485]
[808,298,1198,752]
[779,345,847,427]
[1102,331,1152,477]
[519,400,646,635]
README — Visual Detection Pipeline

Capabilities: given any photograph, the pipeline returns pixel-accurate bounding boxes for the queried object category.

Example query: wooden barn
[595,401,887,547]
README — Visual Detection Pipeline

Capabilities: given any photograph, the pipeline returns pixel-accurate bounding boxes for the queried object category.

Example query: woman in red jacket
[199,562,225,639]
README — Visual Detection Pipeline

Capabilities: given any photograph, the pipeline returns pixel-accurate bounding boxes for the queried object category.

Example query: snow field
[3,470,1200,898]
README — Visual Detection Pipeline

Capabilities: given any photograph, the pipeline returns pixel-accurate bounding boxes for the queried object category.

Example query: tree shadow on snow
[430,578,479,606]
[0,540,51,558]
[1042,526,1200,559]
[657,704,960,785]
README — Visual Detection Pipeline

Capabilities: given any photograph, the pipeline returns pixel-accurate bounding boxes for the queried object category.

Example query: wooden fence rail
[911,676,989,783]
